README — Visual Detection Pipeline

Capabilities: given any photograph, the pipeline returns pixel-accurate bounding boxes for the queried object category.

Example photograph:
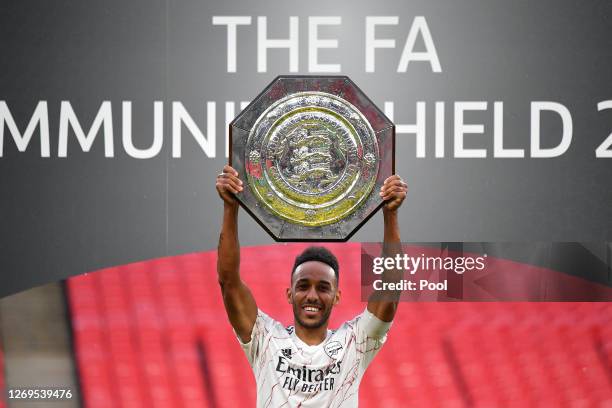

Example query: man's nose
[305,285,319,301]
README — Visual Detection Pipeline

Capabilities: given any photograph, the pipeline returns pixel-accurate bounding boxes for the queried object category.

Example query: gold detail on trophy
[245,92,379,227]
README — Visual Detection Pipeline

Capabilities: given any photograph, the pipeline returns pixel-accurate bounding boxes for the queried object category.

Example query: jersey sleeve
[352,308,392,371]
[235,309,275,366]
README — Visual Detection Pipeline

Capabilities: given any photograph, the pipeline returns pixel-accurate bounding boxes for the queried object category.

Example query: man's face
[287,261,340,330]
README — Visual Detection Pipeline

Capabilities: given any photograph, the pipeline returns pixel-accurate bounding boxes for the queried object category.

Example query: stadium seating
[67,243,612,407]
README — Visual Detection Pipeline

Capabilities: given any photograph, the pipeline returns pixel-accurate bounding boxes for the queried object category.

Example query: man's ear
[334,289,341,306]
[286,287,292,304]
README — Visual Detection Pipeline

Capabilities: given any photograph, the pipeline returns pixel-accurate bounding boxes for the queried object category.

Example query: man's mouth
[302,304,322,315]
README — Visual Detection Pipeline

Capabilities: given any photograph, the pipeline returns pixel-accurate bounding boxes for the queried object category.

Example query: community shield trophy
[230,76,394,241]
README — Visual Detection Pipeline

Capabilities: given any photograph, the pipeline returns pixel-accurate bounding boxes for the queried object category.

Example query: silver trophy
[230,76,394,241]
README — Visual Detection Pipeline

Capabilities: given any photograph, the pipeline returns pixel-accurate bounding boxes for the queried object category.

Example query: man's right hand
[216,165,243,207]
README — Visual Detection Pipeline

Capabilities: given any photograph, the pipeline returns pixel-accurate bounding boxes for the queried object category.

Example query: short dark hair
[292,246,339,283]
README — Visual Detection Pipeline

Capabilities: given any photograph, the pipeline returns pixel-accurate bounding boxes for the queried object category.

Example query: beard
[292,301,332,329]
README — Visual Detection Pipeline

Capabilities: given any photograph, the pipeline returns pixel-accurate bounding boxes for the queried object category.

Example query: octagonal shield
[230,76,394,241]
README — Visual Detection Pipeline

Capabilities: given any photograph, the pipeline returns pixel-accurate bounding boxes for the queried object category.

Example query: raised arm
[216,165,258,342]
[367,175,407,322]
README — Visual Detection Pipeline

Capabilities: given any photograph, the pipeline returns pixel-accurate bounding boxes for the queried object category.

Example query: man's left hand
[380,175,408,212]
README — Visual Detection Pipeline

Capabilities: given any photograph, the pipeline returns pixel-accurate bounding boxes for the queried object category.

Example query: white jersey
[237,308,391,408]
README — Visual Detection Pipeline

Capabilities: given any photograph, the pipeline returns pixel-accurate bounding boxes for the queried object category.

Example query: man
[216,164,407,407]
